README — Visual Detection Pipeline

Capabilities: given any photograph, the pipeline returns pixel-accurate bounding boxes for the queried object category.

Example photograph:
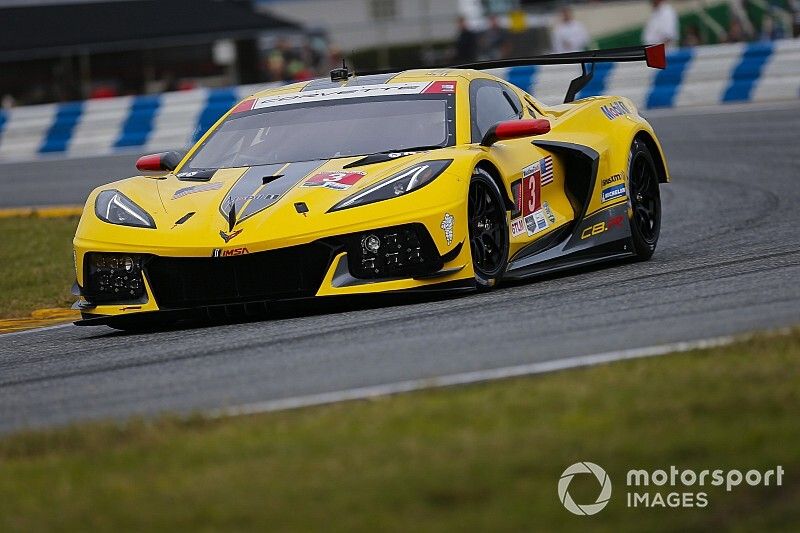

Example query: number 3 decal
[521,169,541,216]
[527,177,537,213]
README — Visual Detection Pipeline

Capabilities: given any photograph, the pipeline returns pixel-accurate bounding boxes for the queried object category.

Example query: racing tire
[628,140,662,261]
[468,168,509,290]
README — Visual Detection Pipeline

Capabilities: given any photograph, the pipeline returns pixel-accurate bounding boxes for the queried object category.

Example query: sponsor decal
[213,247,249,257]
[542,201,556,224]
[219,228,243,243]
[600,101,632,120]
[441,213,455,245]
[226,193,280,205]
[580,214,624,239]
[303,171,366,190]
[601,183,627,203]
[601,172,624,187]
[524,209,550,236]
[423,81,457,94]
[253,82,437,110]
[511,217,526,237]
[172,182,224,200]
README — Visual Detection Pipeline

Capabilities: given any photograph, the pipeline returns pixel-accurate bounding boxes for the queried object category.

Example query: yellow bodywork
[74,69,669,320]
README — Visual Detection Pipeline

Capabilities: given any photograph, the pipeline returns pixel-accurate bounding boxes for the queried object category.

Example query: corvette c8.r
[73,45,669,329]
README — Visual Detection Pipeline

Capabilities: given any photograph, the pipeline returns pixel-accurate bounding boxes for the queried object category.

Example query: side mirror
[480,119,551,147]
[135,151,185,172]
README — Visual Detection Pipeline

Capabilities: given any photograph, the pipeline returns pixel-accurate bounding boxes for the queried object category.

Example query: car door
[469,79,572,253]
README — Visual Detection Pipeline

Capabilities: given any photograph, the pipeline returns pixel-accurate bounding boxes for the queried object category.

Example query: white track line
[212,335,738,418]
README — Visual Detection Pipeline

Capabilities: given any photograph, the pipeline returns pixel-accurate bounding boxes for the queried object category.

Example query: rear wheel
[628,140,661,260]
[468,168,509,289]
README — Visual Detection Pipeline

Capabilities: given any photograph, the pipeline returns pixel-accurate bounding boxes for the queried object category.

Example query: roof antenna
[330,57,352,83]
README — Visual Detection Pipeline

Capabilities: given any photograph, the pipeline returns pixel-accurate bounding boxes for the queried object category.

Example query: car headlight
[329,160,452,212]
[95,190,156,229]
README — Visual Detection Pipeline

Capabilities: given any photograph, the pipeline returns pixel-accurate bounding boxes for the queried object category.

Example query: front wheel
[628,140,662,260]
[468,168,509,290]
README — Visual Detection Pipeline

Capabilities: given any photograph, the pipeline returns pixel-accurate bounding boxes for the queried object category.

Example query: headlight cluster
[330,160,452,211]
[95,190,156,228]
[84,253,146,304]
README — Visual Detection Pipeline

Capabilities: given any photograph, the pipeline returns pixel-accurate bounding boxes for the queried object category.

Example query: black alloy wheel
[628,139,662,260]
[468,168,509,289]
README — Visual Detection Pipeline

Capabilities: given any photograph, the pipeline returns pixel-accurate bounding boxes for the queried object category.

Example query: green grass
[0,216,78,317]
[0,331,798,532]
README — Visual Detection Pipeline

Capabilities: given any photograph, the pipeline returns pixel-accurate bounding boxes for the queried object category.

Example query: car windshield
[184,96,454,169]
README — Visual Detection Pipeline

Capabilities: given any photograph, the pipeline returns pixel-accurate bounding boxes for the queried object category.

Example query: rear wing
[456,44,667,103]
[352,44,667,104]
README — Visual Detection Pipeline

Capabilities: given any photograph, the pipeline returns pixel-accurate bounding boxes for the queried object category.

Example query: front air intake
[144,243,334,309]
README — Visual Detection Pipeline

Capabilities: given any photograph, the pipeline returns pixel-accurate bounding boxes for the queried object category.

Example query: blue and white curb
[0,40,798,162]
[0,82,276,162]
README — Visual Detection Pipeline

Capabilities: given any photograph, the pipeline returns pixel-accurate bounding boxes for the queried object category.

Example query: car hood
[94,151,453,249]
[159,151,442,218]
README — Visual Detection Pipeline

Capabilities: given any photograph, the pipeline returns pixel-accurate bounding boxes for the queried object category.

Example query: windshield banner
[252,81,455,110]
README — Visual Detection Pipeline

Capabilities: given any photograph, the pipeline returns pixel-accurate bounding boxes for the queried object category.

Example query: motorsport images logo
[558,462,785,515]
[558,462,612,516]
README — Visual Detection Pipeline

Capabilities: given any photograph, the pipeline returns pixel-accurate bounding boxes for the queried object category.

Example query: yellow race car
[73,45,669,329]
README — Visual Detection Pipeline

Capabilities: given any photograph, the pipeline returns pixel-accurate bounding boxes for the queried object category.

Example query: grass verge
[0,330,798,531]
[0,216,78,318]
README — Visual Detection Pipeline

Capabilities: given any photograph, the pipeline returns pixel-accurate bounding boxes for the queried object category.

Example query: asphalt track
[1,102,799,433]
[0,152,141,208]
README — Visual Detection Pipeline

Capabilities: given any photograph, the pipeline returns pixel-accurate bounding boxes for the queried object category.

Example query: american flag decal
[541,156,554,185]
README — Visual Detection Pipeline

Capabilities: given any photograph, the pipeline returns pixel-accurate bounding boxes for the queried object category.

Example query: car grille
[145,243,335,309]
